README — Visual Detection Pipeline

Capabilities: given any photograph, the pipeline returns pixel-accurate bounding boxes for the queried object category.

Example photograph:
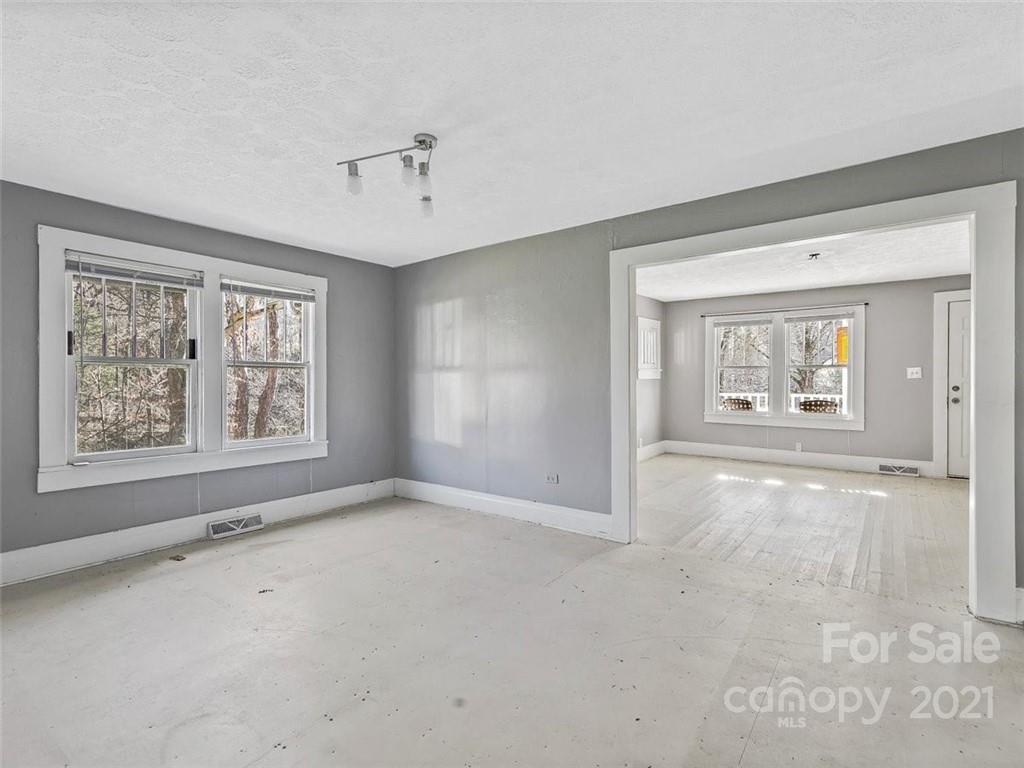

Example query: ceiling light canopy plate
[414,133,438,151]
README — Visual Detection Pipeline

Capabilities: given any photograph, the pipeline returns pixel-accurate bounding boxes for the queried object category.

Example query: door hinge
[67,330,74,356]
[188,338,197,359]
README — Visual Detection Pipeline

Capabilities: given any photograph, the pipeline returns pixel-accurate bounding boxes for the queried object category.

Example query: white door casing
[611,182,1017,623]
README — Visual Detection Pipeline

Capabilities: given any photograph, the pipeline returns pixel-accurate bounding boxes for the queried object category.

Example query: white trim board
[1017,588,1024,625]
[394,479,625,543]
[658,440,939,478]
[0,479,394,586]
[610,181,1017,623]
[638,441,668,462]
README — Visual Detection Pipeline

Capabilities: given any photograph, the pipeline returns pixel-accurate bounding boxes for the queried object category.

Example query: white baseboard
[0,479,395,586]
[394,478,626,543]
[660,440,940,478]
[637,440,667,462]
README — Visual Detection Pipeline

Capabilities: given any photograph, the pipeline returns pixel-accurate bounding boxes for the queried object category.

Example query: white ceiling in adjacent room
[2,3,1021,266]
[635,219,971,302]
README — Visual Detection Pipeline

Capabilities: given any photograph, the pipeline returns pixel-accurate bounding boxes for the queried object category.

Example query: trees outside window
[222,287,310,443]
[71,274,194,457]
[705,305,864,429]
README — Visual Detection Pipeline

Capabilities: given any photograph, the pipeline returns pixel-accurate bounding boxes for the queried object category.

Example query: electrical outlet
[906,367,923,380]
[545,473,559,485]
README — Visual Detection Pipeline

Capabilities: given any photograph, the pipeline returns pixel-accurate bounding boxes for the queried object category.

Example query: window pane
[105,280,133,358]
[789,366,848,414]
[226,365,306,441]
[223,292,245,361]
[164,287,188,359]
[75,364,189,454]
[717,325,770,367]
[73,275,104,357]
[267,299,286,362]
[134,284,162,358]
[718,368,769,412]
[788,318,849,366]
[224,293,242,360]
[244,295,266,361]
[286,300,303,362]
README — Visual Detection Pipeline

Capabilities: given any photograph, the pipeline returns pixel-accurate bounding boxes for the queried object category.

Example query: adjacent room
[1,3,1023,767]
[634,219,972,605]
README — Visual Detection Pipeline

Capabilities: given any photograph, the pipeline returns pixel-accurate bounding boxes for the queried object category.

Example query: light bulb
[346,162,363,195]
[417,161,432,195]
[401,154,416,187]
[420,195,434,218]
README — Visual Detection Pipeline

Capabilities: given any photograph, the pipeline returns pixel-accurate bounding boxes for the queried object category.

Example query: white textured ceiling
[2,3,1021,267]
[636,218,971,302]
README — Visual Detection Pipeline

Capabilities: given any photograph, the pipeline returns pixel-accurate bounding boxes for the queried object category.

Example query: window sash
[72,276,194,362]
[713,323,771,411]
[66,274,199,462]
[221,289,313,446]
[71,361,197,460]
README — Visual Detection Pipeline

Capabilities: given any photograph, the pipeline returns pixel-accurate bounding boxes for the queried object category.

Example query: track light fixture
[337,133,438,213]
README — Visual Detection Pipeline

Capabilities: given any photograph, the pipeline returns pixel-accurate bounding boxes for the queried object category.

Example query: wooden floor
[639,454,969,607]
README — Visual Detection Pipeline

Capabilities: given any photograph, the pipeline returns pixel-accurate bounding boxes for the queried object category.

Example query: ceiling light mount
[413,133,438,151]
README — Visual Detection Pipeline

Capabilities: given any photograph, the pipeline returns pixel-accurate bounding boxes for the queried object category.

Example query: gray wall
[0,182,395,552]
[636,295,664,448]
[394,226,612,513]
[657,276,970,459]
[393,129,1024,583]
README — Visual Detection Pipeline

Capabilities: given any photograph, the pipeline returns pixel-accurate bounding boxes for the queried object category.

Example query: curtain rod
[700,301,868,319]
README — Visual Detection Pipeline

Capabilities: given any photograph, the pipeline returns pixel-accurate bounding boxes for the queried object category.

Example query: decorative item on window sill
[337,133,438,217]
[721,398,754,411]
[798,399,839,414]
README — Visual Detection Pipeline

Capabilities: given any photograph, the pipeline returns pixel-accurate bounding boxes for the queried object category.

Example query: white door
[947,300,970,478]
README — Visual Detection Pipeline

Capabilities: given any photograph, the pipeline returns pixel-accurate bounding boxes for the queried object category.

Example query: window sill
[703,412,865,431]
[37,440,329,493]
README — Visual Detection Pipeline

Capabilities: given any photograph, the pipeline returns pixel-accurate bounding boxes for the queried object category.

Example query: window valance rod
[700,301,868,319]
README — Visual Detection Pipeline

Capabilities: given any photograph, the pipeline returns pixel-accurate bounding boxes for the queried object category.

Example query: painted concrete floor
[2,462,1023,767]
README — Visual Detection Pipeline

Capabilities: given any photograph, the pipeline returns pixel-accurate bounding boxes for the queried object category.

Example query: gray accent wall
[393,226,612,514]
[394,128,1023,583]
[0,182,395,552]
[636,295,664,448]
[657,276,970,459]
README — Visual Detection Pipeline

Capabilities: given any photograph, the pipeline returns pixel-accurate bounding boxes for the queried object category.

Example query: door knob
[951,397,961,404]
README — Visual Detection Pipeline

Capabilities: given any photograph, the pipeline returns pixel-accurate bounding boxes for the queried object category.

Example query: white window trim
[637,316,662,379]
[703,304,865,431]
[38,226,328,493]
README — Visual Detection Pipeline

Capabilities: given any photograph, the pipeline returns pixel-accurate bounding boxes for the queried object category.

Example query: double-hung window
[39,226,328,492]
[67,252,201,460]
[711,319,771,412]
[705,304,865,430]
[222,281,313,445]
